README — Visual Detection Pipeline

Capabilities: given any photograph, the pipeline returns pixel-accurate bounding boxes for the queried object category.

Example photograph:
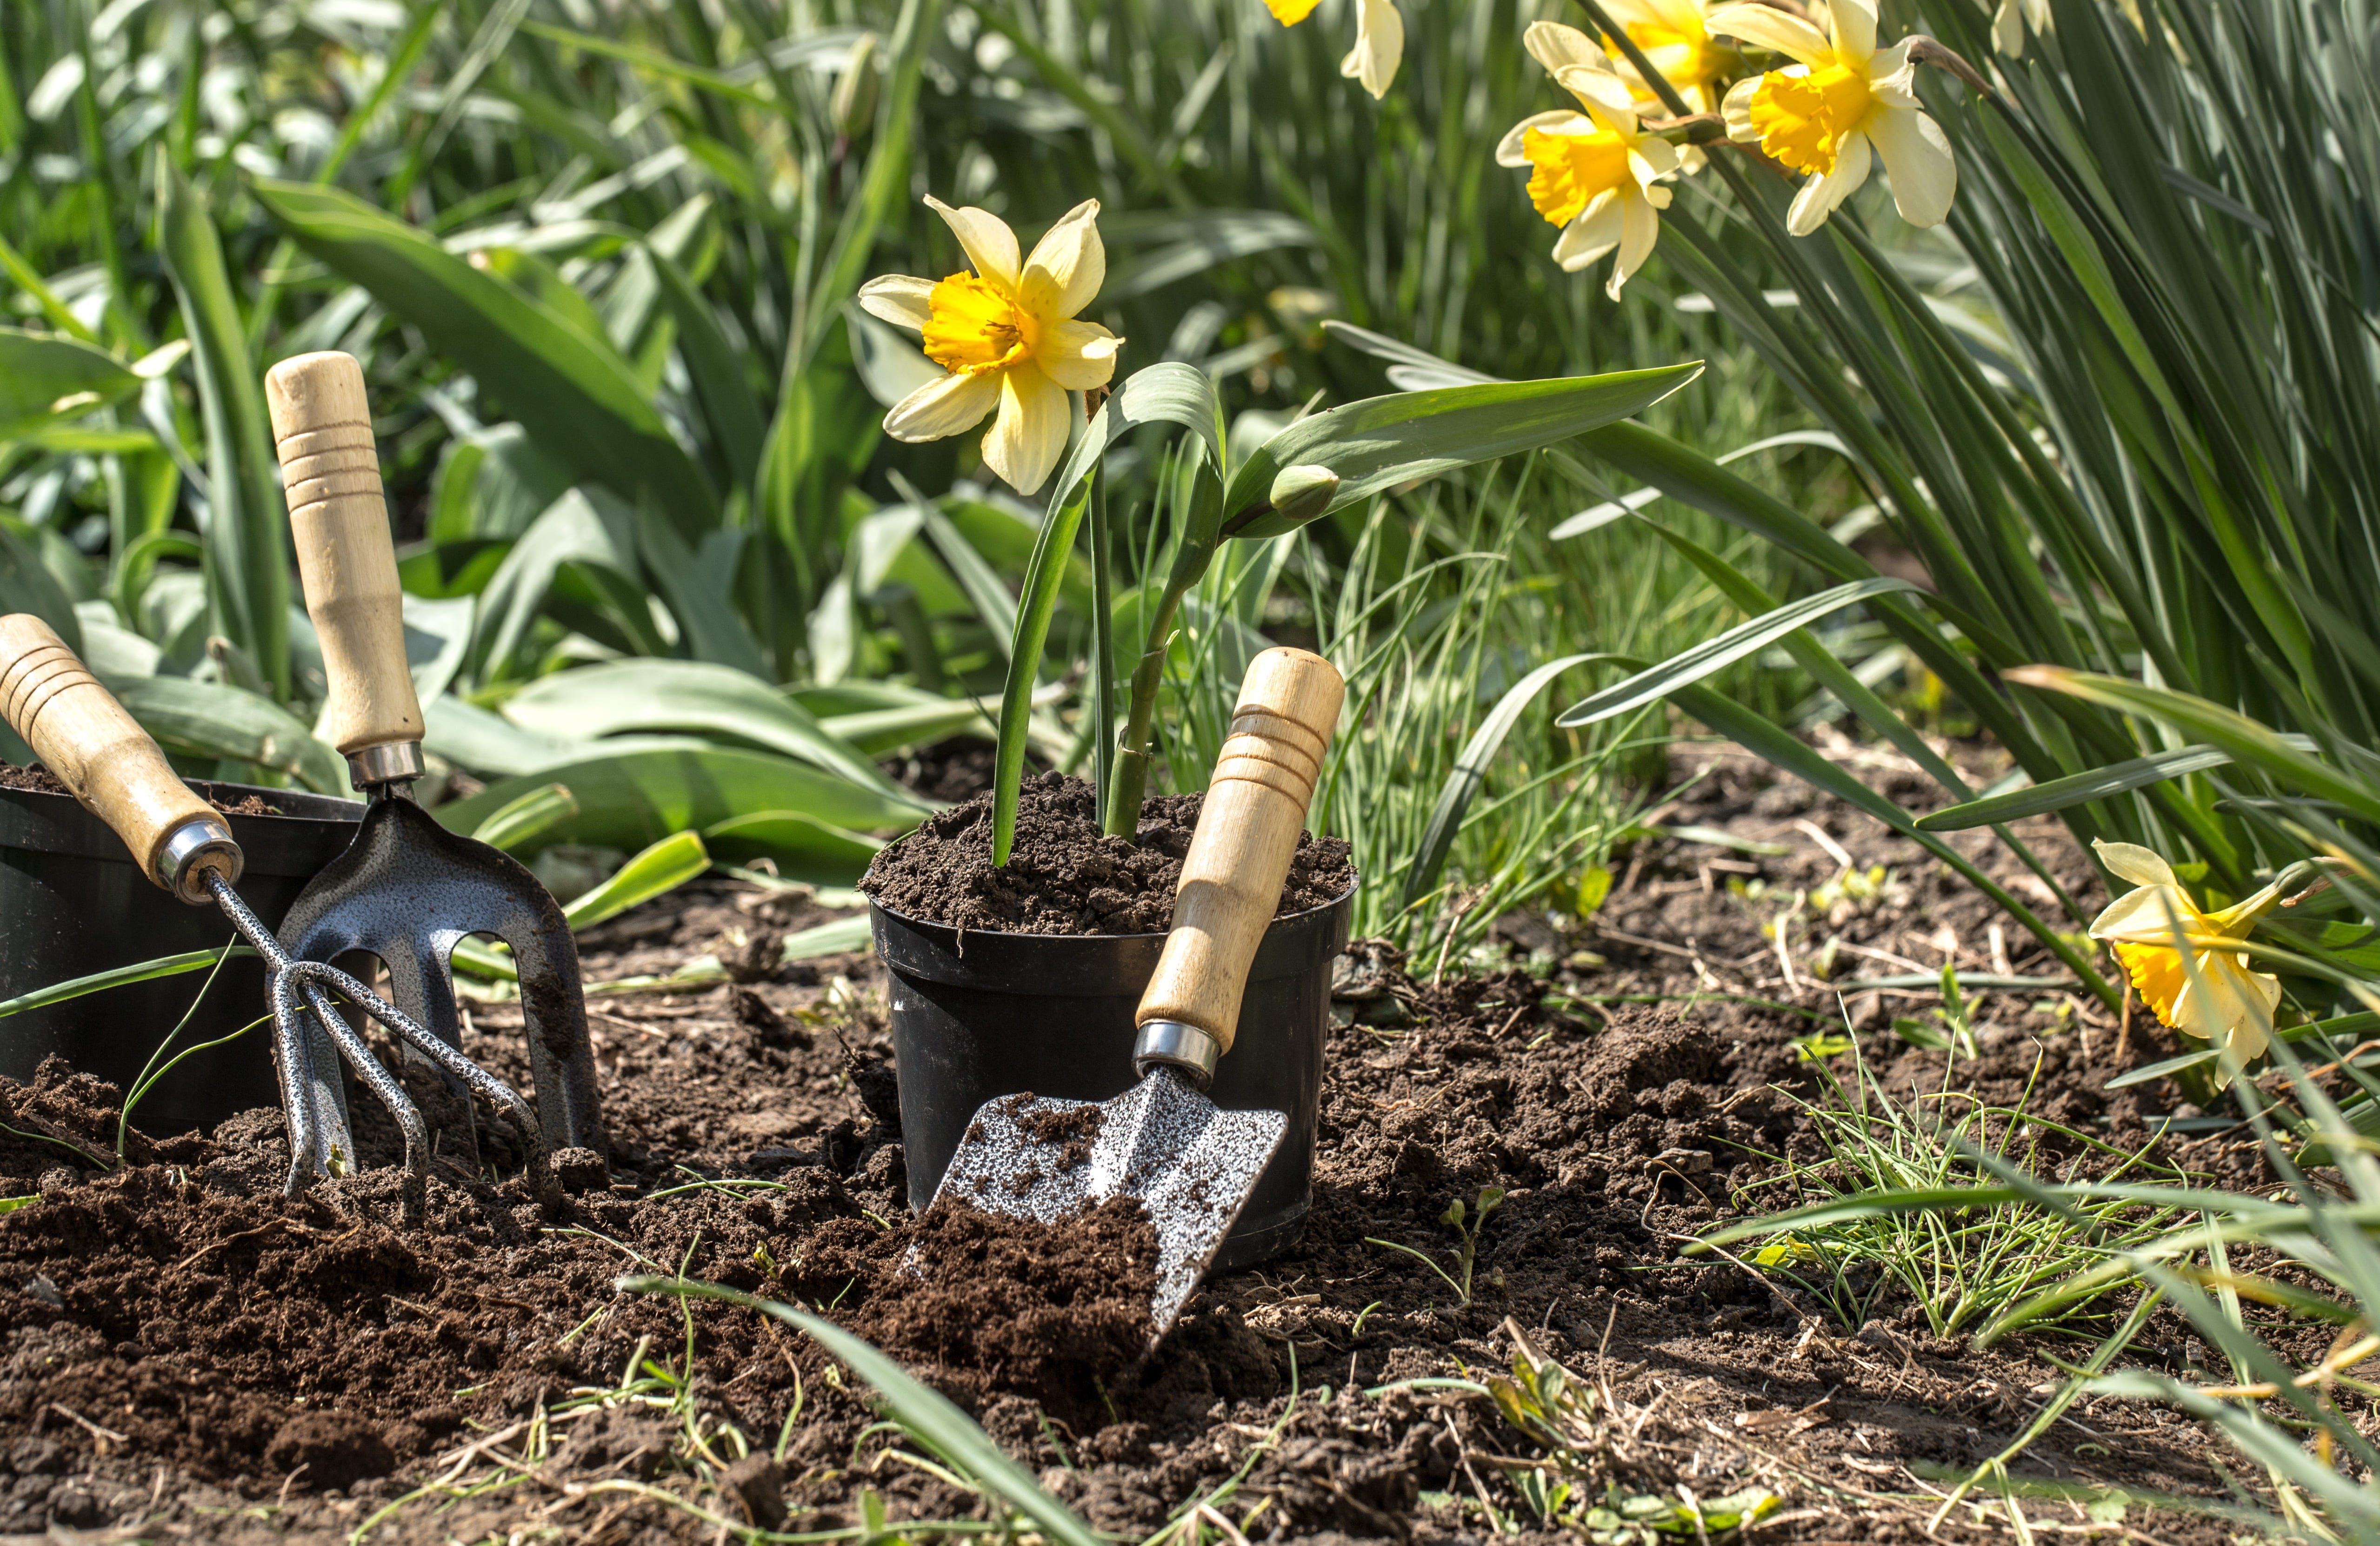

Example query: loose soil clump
[863,770,1353,934]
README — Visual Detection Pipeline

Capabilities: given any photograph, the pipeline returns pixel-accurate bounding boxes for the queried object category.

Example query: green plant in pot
[855,193,1702,858]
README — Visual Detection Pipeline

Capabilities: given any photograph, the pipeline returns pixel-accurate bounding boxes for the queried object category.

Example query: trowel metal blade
[931,1069,1286,1335]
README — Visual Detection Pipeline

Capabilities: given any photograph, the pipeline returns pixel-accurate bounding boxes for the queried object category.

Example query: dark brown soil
[0,760,279,816]
[0,740,2308,1541]
[863,770,1355,934]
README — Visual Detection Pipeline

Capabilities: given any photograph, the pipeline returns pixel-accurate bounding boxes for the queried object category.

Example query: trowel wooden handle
[1138,647,1345,1062]
[0,614,235,900]
[266,352,423,771]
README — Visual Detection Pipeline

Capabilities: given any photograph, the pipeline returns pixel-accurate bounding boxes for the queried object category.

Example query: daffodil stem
[1102,568,1199,841]
[1089,461,1117,811]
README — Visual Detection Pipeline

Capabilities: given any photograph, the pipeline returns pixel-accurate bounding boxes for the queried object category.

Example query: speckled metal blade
[932,1069,1286,1335]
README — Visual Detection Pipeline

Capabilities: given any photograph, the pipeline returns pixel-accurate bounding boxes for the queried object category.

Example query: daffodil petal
[1265,0,1324,20]
[1993,0,2025,55]
[1340,0,1403,98]
[925,196,1021,296]
[1553,190,1625,271]
[856,274,936,332]
[883,369,1001,443]
[2089,883,2207,944]
[1497,109,1593,167]
[1524,20,1606,74]
[1786,128,1868,235]
[2209,877,2288,931]
[1647,0,1710,40]
[1867,39,1921,106]
[1829,0,1878,60]
[1704,5,1833,67]
[1633,135,1682,180]
[1722,74,1761,140]
[980,363,1071,495]
[1020,198,1105,321]
[2093,840,2180,891]
[1038,319,1124,390]
[1565,67,1642,126]
[1610,188,1661,299]
[1866,107,1956,227]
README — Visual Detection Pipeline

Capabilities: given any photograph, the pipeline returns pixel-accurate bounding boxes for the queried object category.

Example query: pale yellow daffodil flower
[857,197,1124,495]
[1264,0,1404,99]
[1709,0,1956,236]
[1498,25,1681,299]
[2087,839,2283,1080]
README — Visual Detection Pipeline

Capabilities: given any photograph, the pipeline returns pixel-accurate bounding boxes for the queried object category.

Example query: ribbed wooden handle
[266,352,423,762]
[1137,647,1345,1057]
[0,614,221,891]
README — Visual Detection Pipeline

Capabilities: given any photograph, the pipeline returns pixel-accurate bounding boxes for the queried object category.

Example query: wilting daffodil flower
[1264,0,1404,99]
[2087,839,2283,1079]
[1498,25,1681,299]
[1709,0,1956,236]
[857,197,1123,495]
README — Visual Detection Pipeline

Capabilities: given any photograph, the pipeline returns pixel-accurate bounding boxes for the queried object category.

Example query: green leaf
[0,946,254,1021]
[110,676,347,794]
[783,914,872,962]
[0,327,140,438]
[1221,367,1701,541]
[1916,745,2242,830]
[0,521,83,655]
[157,155,290,699]
[703,811,884,887]
[1401,652,1617,913]
[253,180,717,535]
[563,831,710,930]
[468,783,579,852]
[619,1278,1103,1546]
[501,658,905,797]
[2010,669,2380,827]
[1555,579,1921,728]
[433,746,930,853]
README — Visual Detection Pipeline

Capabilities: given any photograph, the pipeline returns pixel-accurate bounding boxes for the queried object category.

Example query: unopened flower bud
[832,33,881,140]
[1268,464,1340,524]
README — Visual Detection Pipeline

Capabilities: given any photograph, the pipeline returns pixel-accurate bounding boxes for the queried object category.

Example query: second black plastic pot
[0,778,362,1137]
[873,883,1353,1270]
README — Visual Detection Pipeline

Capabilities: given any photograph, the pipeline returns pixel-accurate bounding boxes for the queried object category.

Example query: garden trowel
[928,646,1345,1335]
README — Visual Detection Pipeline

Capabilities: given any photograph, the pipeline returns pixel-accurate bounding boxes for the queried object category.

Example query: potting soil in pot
[0,759,281,816]
[861,770,1353,934]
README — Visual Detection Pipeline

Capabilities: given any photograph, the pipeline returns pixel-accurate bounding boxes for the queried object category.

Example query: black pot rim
[864,873,1360,944]
[0,776,362,878]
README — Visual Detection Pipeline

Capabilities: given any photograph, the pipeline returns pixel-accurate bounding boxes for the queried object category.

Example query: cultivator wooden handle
[1135,647,1344,1079]
[0,613,240,902]
[266,351,424,786]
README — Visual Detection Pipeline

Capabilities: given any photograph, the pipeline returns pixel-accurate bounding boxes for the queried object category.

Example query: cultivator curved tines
[0,613,569,1224]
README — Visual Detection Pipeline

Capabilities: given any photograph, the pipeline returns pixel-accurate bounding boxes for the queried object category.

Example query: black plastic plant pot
[872,882,1354,1271]
[0,778,361,1137]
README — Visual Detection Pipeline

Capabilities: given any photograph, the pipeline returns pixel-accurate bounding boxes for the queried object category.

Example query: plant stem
[1102,567,1197,839]
[1090,461,1116,810]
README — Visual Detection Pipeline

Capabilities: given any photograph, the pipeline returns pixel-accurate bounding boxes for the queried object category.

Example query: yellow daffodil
[2088,839,2283,1079]
[1598,0,1736,115]
[1498,25,1681,299]
[1264,0,1404,99]
[857,197,1123,495]
[1709,0,1956,236]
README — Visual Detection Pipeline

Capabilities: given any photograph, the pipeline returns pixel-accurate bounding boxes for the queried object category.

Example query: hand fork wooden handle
[1133,646,1345,1085]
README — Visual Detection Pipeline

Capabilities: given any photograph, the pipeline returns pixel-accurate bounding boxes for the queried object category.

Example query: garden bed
[0,741,2271,1542]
